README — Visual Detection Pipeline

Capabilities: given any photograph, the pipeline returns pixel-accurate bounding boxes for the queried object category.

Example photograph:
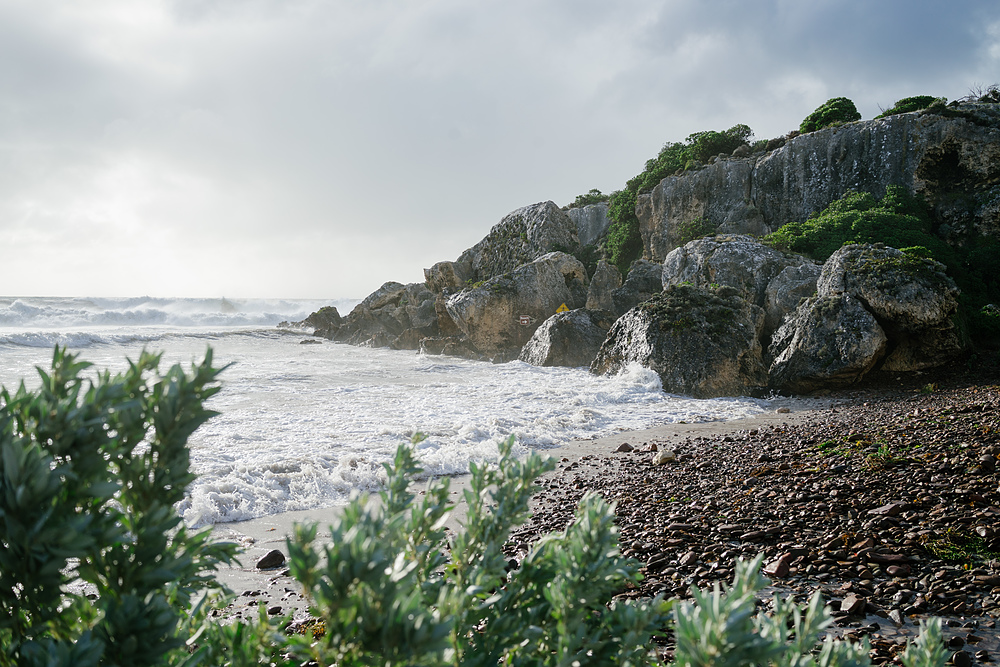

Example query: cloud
[1,0,998,297]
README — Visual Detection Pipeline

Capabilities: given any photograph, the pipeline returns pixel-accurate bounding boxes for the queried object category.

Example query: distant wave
[0,296,360,330]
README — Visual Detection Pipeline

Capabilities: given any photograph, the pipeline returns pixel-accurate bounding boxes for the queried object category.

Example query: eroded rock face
[519,308,615,368]
[660,235,821,337]
[764,263,823,337]
[768,243,967,390]
[638,105,1000,262]
[818,244,959,329]
[768,294,889,393]
[457,201,581,283]
[329,281,441,350]
[424,260,473,295]
[566,202,612,247]
[445,252,588,360]
[818,244,965,371]
[591,285,767,398]
[611,260,663,316]
[585,260,622,311]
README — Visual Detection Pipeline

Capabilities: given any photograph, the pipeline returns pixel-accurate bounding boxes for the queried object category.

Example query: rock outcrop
[591,285,767,398]
[638,105,1000,262]
[611,259,663,316]
[519,308,615,368]
[445,252,588,360]
[661,235,821,338]
[456,201,581,283]
[768,244,966,391]
[767,294,889,393]
[585,260,623,311]
[424,260,473,295]
[816,244,965,371]
[324,281,440,350]
[566,202,611,247]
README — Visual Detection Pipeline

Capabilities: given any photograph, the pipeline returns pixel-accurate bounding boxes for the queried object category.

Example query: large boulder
[818,244,965,370]
[637,105,1000,262]
[768,294,889,393]
[519,308,615,368]
[445,252,588,360]
[330,281,442,350]
[457,201,581,283]
[764,263,824,338]
[585,260,622,311]
[591,284,767,398]
[661,235,821,337]
[611,259,663,316]
[424,260,473,295]
[566,202,612,247]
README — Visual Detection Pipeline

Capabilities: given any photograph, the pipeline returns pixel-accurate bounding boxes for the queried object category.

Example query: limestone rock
[818,244,965,370]
[301,306,342,331]
[424,260,473,295]
[764,262,823,337]
[585,260,622,311]
[637,105,1000,263]
[459,201,581,283]
[519,308,615,368]
[445,252,588,360]
[611,260,663,316]
[566,202,611,247]
[332,281,442,349]
[419,335,482,360]
[661,235,821,337]
[768,294,888,393]
[591,284,768,398]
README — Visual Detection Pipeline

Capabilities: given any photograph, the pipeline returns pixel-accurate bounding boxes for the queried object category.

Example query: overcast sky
[2,0,998,299]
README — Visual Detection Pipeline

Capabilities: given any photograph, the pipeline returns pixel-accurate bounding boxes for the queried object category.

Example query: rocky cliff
[638,105,1000,262]
[293,102,999,395]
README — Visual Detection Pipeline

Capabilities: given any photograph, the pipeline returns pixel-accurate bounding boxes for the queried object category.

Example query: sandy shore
[208,393,838,621]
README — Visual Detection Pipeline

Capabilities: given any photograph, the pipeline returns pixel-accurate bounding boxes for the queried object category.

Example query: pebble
[256,549,286,570]
[503,374,1000,655]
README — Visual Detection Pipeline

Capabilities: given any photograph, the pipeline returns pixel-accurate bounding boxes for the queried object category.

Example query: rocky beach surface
[506,368,1000,664]
[213,366,1000,665]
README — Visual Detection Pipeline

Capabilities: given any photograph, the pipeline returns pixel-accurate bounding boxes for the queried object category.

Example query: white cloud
[1,0,998,297]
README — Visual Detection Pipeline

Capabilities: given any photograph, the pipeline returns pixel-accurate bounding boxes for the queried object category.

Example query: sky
[2,0,999,299]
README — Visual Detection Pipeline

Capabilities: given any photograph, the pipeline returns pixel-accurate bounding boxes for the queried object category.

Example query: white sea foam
[0,296,771,528]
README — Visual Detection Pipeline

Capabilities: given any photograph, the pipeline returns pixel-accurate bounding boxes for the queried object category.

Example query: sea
[0,295,773,528]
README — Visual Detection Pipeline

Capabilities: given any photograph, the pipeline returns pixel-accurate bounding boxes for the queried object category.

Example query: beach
[210,369,1000,664]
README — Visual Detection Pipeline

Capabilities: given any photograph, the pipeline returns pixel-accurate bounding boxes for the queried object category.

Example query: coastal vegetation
[799,97,862,133]
[762,185,1000,340]
[1,349,956,666]
[604,124,754,274]
[876,95,943,118]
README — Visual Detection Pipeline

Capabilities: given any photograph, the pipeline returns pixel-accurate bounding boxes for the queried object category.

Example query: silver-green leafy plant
[671,554,946,667]
[1,349,955,667]
[284,434,670,667]
[0,347,239,667]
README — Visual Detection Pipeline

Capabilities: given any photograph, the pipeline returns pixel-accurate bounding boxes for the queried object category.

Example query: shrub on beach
[0,348,239,667]
[1,349,953,666]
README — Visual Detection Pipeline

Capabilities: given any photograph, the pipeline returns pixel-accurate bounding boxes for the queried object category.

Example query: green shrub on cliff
[568,188,610,208]
[799,97,861,133]
[606,124,754,274]
[762,185,953,263]
[607,189,644,274]
[764,185,1000,342]
[876,95,942,118]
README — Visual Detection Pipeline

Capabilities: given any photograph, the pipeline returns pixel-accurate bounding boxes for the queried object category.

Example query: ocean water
[0,296,771,527]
